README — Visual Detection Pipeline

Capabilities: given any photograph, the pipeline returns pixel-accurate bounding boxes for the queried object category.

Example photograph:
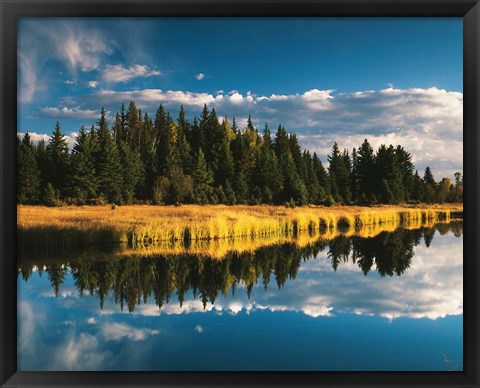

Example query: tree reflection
[18,222,463,312]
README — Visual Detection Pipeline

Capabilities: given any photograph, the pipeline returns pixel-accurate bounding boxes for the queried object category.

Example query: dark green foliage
[17,103,461,206]
[118,142,144,203]
[95,108,124,204]
[192,149,215,204]
[66,126,98,201]
[45,121,70,196]
[17,133,41,203]
[356,139,376,203]
[328,143,351,204]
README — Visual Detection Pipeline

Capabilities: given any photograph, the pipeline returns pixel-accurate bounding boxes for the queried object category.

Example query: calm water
[17,222,463,371]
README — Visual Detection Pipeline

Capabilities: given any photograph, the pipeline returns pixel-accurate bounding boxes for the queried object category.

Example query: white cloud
[18,301,43,354]
[18,53,42,103]
[18,20,111,102]
[195,73,205,80]
[87,80,98,88]
[55,86,462,179]
[52,23,111,73]
[102,64,161,83]
[101,323,160,341]
[39,106,99,119]
[18,131,78,149]
[54,333,107,371]
[194,325,204,333]
[86,317,96,325]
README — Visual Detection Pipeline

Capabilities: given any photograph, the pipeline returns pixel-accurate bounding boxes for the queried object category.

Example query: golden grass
[17,203,463,252]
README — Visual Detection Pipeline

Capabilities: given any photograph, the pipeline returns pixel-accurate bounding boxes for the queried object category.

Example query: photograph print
[17,17,463,372]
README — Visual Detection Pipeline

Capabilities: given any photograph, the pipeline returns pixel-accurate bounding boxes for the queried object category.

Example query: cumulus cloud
[52,86,462,179]
[87,80,98,88]
[195,73,205,80]
[102,64,161,83]
[101,323,159,341]
[64,79,76,85]
[18,131,78,149]
[39,106,99,119]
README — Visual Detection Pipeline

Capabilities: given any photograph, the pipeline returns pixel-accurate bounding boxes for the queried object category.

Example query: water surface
[17,222,463,371]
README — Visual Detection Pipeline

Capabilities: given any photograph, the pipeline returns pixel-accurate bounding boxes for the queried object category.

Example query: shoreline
[17,204,463,249]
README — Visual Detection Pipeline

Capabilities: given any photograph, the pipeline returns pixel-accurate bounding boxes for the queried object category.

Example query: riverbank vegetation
[18,204,463,249]
[17,104,463,207]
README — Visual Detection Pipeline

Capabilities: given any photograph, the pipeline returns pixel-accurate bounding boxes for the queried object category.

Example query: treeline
[17,103,463,206]
[18,222,463,312]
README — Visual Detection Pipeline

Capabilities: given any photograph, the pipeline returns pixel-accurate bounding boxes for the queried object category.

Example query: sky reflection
[17,225,463,371]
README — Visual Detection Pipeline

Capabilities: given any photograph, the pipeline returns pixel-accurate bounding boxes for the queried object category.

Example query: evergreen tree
[395,145,415,201]
[45,121,70,196]
[138,112,157,200]
[375,145,403,204]
[252,127,283,204]
[34,138,49,193]
[176,106,194,174]
[423,166,436,203]
[156,110,177,176]
[192,149,215,204]
[17,133,41,203]
[328,143,351,203]
[66,126,98,201]
[303,150,323,204]
[411,170,424,202]
[95,108,124,203]
[118,141,144,203]
[356,139,376,203]
[312,153,330,201]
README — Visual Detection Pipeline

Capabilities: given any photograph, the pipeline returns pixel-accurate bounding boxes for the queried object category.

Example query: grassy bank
[17,204,463,250]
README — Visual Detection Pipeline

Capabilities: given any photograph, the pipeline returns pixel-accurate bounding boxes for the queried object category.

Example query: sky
[18,17,463,180]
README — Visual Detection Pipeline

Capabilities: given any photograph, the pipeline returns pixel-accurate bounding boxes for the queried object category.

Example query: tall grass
[17,204,462,250]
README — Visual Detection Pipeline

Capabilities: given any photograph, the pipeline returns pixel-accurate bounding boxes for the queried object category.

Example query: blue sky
[18,17,463,179]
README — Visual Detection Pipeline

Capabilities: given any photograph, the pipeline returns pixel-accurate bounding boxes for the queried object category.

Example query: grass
[17,204,463,254]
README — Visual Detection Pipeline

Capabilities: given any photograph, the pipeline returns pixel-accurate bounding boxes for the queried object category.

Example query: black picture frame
[1,1,478,387]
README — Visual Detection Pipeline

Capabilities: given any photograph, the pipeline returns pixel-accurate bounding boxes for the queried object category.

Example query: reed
[17,204,463,249]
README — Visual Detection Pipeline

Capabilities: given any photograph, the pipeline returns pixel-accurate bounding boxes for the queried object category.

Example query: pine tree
[312,153,330,201]
[356,139,375,203]
[95,108,124,203]
[138,112,157,200]
[375,145,403,204]
[192,149,215,204]
[45,121,70,196]
[411,170,424,202]
[303,150,323,204]
[252,131,283,204]
[328,143,351,203]
[176,105,194,174]
[423,166,436,203]
[118,141,144,203]
[17,133,41,203]
[66,126,98,202]
[156,110,177,176]
[395,145,414,201]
